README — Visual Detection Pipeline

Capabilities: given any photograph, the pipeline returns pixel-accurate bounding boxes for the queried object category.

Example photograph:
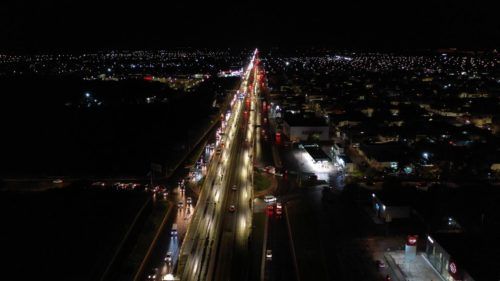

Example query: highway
[151,184,194,280]
[212,60,260,281]
[133,178,196,281]
[175,49,259,281]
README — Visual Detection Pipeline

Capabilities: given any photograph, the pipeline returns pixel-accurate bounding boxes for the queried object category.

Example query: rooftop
[284,114,328,127]
[302,144,331,162]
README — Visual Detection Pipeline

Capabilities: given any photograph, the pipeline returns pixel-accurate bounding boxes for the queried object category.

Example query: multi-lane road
[139,49,301,281]
[176,49,259,281]
[212,58,260,281]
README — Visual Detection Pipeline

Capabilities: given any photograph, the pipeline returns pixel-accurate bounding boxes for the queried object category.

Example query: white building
[282,115,329,142]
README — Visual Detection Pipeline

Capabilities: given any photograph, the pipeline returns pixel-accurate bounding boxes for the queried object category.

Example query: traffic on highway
[177,49,259,281]
[136,49,261,281]
[138,49,286,281]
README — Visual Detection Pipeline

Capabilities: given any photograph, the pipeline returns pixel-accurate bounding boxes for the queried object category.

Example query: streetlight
[422,152,429,160]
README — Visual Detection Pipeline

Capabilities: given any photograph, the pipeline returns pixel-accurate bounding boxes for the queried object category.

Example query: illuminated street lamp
[422,152,429,160]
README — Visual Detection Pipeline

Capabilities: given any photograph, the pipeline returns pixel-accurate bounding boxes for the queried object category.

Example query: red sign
[448,260,462,280]
[449,262,457,274]
[407,235,418,246]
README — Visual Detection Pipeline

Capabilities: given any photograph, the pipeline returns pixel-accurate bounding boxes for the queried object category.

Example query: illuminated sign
[449,262,457,274]
[448,260,462,280]
[406,235,418,246]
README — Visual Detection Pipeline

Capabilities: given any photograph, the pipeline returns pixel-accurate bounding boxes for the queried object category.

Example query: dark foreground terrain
[0,75,237,177]
[0,187,148,281]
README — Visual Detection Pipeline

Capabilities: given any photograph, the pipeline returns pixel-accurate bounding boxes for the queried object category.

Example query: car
[266,249,272,260]
[229,205,236,212]
[52,179,63,184]
[265,166,275,173]
[171,224,178,236]
[276,202,282,214]
[178,201,184,208]
[186,197,192,204]
[147,268,158,280]
[264,195,277,203]
[164,252,173,264]
[376,260,386,268]
[231,185,237,191]
[178,179,185,188]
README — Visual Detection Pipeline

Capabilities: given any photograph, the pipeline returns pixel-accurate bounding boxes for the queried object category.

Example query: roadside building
[425,234,482,281]
[371,191,412,222]
[297,144,335,178]
[300,144,331,164]
[282,114,329,142]
[424,187,500,281]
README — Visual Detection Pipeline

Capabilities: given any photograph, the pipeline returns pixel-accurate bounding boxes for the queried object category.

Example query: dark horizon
[2,1,500,52]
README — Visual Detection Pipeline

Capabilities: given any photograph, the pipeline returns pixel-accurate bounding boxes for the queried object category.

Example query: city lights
[6,1,500,280]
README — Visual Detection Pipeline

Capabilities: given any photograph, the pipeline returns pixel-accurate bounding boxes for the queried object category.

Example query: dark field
[0,75,238,177]
[0,188,149,281]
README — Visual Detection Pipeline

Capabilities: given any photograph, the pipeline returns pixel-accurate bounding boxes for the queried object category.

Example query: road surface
[176,49,259,281]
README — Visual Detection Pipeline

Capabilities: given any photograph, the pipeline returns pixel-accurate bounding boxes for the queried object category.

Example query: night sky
[1,1,500,52]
